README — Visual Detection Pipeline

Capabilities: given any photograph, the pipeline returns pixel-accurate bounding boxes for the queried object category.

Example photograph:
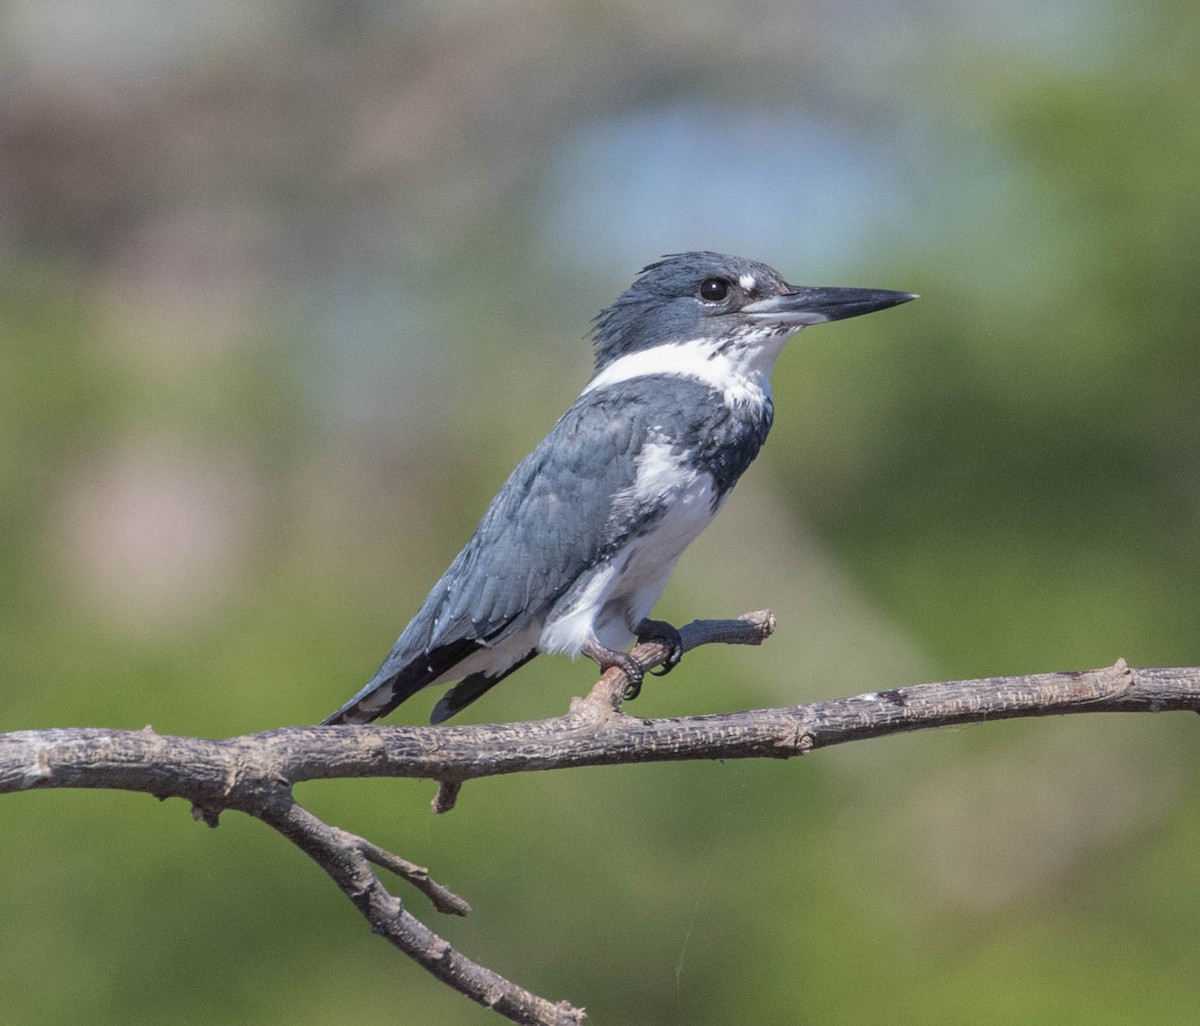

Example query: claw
[635,618,684,677]
[581,639,646,701]
[622,671,643,702]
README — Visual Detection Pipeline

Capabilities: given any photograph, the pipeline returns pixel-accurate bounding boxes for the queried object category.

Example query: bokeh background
[3,3,1199,1023]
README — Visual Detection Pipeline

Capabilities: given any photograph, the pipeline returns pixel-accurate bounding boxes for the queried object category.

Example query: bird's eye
[699,277,730,303]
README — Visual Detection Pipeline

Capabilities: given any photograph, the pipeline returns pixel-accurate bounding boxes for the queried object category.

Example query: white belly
[539,457,722,656]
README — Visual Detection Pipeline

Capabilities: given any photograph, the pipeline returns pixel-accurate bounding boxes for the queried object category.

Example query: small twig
[582,609,777,712]
[431,779,463,815]
[257,800,581,1025]
[357,838,471,916]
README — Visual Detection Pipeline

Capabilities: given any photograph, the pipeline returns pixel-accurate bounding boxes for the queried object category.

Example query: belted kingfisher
[323,251,914,725]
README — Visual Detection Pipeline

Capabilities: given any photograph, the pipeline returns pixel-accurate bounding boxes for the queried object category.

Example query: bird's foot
[581,639,645,701]
[635,618,684,677]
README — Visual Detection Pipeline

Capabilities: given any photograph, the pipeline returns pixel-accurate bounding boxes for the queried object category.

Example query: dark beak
[742,285,917,326]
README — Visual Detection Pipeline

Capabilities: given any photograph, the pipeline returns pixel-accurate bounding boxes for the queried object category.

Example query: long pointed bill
[742,286,917,326]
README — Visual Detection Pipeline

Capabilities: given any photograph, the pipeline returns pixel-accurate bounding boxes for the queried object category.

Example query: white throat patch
[581,328,799,411]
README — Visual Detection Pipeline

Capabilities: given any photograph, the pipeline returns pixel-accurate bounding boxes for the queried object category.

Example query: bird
[323,251,914,726]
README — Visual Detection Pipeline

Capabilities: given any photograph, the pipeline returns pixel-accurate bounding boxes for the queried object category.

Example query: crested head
[589,252,790,371]
[588,251,916,375]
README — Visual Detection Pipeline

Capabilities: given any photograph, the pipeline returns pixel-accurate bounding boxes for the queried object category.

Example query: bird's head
[590,251,915,373]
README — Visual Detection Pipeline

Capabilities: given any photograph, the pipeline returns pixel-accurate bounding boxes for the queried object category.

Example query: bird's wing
[323,383,679,724]
[425,389,658,642]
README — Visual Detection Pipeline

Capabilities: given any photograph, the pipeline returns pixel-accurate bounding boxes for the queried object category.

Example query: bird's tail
[321,637,482,725]
[428,650,538,724]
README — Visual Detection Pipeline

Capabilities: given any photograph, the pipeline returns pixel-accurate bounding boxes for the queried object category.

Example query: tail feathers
[322,637,482,725]
[429,649,538,724]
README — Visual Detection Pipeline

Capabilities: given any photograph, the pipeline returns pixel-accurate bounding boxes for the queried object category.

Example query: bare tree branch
[3,609,1198,1024]
[254,799,580,1024]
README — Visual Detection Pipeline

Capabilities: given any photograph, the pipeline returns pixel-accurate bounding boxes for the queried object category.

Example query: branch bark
[3,610,1198,1024]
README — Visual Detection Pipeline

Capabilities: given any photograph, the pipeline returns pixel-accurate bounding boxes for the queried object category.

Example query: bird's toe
[636,618,684,677]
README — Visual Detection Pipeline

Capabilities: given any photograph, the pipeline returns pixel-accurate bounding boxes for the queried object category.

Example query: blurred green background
[3,2,1199,1023]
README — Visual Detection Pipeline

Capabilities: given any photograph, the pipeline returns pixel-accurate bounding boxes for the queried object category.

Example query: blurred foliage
[3,2,1200,1023]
